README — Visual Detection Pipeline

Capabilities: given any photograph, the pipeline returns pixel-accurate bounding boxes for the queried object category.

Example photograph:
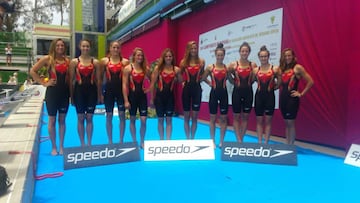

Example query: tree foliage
[4,0,126,32]
[4,0,70,32]
[49,0,70,25]
[106,0,125,10]
[3,0,23,32]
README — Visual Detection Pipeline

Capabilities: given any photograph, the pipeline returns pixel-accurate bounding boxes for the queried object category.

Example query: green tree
[4,0,70,32]
[3,0,22,32]
[48,0,70,25]
[106,0,125,10]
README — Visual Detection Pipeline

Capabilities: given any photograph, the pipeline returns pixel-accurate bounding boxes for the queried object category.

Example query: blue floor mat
[33,106,359,203]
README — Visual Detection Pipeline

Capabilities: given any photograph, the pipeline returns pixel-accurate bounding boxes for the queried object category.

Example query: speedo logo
[148,145,209,156]
[224,146,294,158]
[67,147,136,164]
[350,150,360,161]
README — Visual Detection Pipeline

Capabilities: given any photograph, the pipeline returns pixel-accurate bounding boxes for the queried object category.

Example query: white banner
[198,8,283,106]
[144,139,215,161]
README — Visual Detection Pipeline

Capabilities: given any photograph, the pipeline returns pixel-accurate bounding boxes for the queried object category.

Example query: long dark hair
[279,48,297,72]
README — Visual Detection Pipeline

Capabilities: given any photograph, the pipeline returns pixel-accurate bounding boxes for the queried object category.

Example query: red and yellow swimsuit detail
[129,67,145,91]
[234,65,252,87]
[76,60,95,83]
[49,59,69,80]
[281,68,296,91]
[184,65,201,83]
[256,67,275,91]
[211,65,227,89]
[106,59,123,80]
[158,69,176,91]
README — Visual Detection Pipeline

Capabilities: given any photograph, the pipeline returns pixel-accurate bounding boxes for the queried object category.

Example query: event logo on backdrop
[63,142,140,170]
[144,139,215,161]
[198,8,283,106]
[344,144,360,167]
[221,142,297,166]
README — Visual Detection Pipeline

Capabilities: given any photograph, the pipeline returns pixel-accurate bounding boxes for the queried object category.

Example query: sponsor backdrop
[198,8,283,106]
[117,0,360,149]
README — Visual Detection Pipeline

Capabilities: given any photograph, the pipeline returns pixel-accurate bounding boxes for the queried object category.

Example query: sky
[15,1,69,31]
[51,12,69,25]
[29,0,69,26]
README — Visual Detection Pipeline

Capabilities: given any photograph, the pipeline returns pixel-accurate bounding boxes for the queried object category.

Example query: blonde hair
[180,41,200,70]
[157,48,176,72]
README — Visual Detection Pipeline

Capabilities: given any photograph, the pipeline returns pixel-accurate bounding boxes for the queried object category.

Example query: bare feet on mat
[51,149,58,156]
